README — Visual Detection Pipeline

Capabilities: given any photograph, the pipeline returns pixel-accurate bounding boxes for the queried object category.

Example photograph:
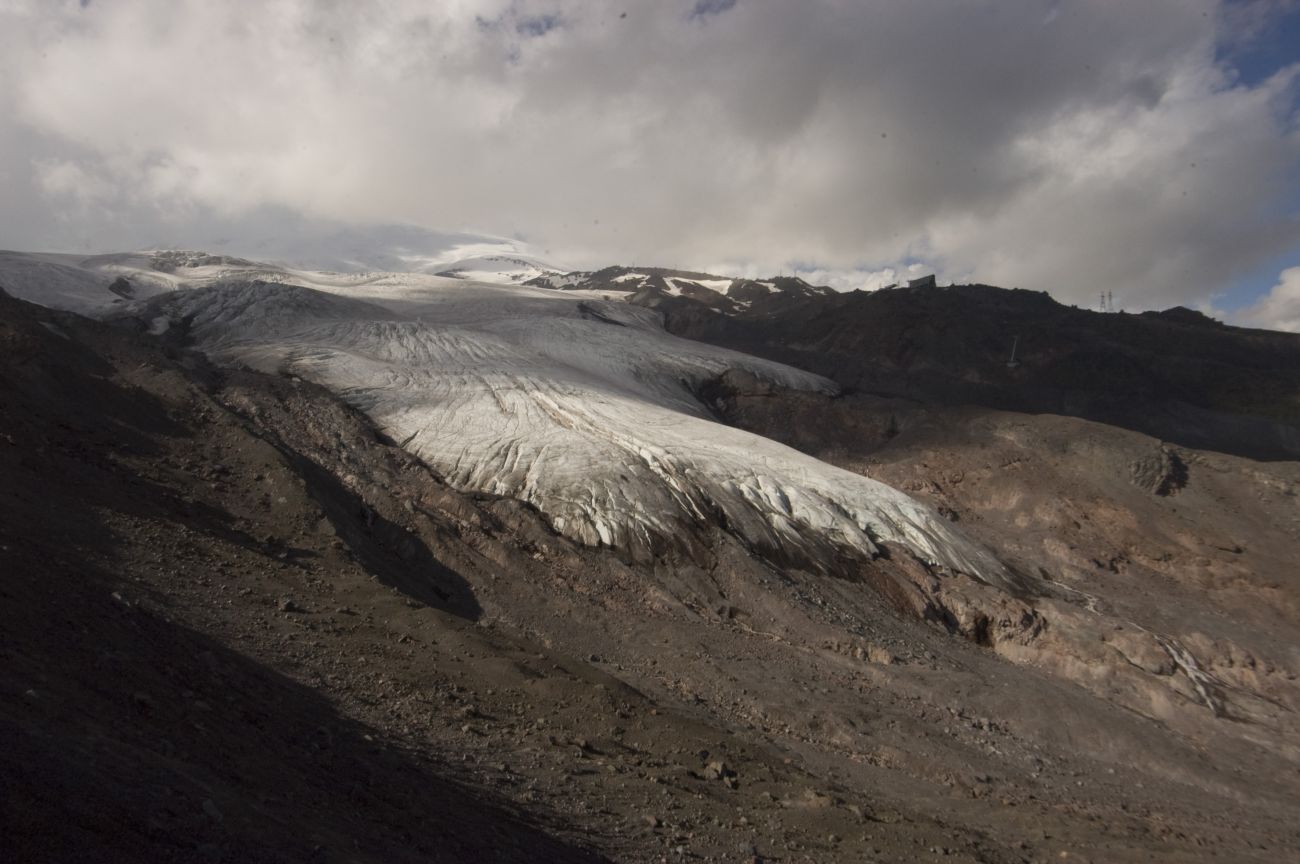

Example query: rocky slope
[645,280,1300,461]
[2,258,1299,862]
[703,370,1300,746]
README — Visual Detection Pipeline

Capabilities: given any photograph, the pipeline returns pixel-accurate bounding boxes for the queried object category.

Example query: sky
[1,0,1299,328]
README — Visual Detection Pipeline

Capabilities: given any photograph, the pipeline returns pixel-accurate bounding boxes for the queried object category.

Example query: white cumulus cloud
[0,0,1297,309]
[1238,267,1300,331]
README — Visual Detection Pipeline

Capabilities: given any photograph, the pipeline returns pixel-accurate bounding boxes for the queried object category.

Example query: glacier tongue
[125,272,1008,584]
[0,249,1005,582]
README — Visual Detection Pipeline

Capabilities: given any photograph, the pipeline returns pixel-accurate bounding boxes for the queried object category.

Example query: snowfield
[0,250,1008,583]
[431,253,565,285]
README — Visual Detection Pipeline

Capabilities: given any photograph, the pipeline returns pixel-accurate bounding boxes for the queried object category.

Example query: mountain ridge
[641,279,1300,460]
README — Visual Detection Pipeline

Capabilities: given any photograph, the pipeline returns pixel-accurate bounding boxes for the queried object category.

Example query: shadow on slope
[0,287,604,860]
[0,286,481,620]
[0,548,604,864]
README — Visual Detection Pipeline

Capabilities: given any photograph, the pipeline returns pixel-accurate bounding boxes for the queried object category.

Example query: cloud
[1237,266,1300,331]
[1,0,1298,309]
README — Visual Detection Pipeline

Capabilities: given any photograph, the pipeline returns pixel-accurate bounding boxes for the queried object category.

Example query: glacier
[0,250,1009,584]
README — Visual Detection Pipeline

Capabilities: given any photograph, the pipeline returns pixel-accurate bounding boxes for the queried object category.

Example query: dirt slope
[2,290,1299,862]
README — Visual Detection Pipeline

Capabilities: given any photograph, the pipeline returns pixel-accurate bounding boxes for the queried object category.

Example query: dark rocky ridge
[648,281,1300,460]
[527,265,833,314]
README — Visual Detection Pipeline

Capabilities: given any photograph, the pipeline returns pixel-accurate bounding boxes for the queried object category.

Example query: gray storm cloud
[1,0,1298,312]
